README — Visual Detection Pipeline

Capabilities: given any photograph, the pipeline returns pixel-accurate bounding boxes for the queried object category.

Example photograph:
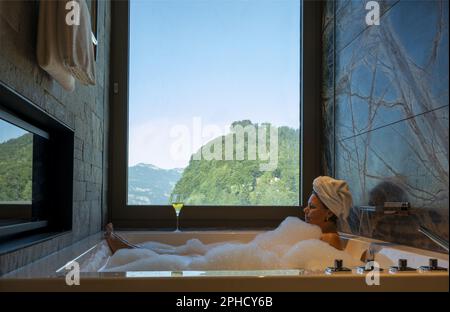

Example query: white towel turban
[312,176,353,220]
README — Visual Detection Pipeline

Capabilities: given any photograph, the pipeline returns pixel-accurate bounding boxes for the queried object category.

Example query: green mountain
[128,163,183,205]
[1,123,299,206]
[0,133,33,202]
[172,121,300,205]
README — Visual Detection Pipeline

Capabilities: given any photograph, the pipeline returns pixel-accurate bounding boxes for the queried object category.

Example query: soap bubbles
[100,217,362,272]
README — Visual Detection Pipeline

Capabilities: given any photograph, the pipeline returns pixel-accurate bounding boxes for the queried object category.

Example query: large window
[127,0,301,207]
[109,0,322,228]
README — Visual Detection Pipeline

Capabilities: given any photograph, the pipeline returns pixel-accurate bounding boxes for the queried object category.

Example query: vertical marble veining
[322,0,449,252]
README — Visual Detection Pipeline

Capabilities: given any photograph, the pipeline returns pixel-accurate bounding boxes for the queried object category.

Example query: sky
[0,119,28,144]
[128,0,300,169]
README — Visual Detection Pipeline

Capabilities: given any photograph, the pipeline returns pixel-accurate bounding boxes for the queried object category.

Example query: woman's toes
[104,223,114,238]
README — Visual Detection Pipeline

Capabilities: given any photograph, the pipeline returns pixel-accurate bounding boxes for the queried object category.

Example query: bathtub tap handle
[389,259,415,273]
[430,258,438,269]
[325,259,351,274]
[418,258,448,272]
[399,259,407,270]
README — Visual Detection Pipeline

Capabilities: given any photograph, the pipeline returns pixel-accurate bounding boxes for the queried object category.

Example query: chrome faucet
[418,226,449,253]
[359,241,397,263]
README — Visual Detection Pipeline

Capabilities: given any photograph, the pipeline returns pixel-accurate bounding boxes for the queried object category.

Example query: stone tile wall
[0,0,111,274]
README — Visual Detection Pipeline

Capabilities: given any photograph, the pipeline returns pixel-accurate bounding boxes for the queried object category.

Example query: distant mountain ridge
[129,121,299,206]
[128,163,183,205]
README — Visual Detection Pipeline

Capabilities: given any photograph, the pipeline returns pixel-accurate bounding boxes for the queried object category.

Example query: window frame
[109,0,323,229]
[0,81,74,253]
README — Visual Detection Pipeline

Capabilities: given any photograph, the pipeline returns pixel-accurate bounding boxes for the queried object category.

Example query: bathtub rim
[2,230,448,280]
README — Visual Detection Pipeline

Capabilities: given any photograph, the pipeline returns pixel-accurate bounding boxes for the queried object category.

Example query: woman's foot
[104,223,136,254]
[104,223,114,240]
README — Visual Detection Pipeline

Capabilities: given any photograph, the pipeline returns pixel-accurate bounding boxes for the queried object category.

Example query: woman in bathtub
[105,176,353,253]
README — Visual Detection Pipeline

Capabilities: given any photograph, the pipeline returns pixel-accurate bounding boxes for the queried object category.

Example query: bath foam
[139,238,225,256]
[280,239,363,271]
[101,217,363,272]
[105,248,158,268]
[190,242,282,270]
[139,216,321,257]
[252,216,323,254]
[104,252,192,272]
[80,241,112,272]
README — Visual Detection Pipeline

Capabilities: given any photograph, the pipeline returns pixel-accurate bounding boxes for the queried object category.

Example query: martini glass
[171,194,184,231]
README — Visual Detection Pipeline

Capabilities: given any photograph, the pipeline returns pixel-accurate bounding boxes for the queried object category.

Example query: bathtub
[0,230,448,292]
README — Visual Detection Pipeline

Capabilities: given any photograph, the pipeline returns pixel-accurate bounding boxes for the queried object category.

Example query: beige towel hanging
[36,0,76,92]
[57,0,96,86]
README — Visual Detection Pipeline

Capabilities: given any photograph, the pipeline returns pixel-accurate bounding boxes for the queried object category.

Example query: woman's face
[303,194,333,227]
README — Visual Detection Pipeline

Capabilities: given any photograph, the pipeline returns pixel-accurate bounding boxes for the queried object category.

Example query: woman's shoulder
[320,233,343,250]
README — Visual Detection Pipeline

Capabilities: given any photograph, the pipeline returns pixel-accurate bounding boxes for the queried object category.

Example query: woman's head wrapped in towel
[304,176,353,250]
[312,176,353,220]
